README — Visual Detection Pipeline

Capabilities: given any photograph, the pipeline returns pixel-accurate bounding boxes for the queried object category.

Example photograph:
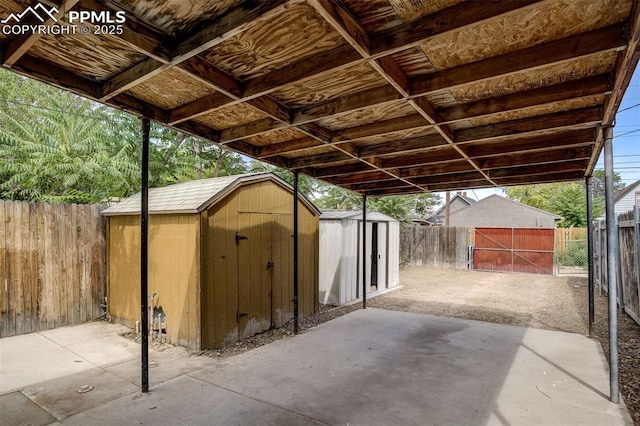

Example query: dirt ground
[368,266,640,426]
[141,266,639,424]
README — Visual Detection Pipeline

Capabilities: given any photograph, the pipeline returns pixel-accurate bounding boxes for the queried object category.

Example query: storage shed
[319,211,400,306]
[103,173,319,350]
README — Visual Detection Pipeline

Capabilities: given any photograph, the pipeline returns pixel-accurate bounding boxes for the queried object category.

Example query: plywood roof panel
[200,3,346,80]
[1,0,637,194]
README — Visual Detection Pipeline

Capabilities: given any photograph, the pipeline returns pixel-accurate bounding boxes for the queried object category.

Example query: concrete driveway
[0,309,633,425]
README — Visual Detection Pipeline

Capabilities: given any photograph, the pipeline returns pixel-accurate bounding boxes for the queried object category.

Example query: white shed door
[376,222,388,289]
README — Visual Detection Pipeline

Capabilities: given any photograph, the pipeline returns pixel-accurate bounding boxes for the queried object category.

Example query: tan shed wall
[201,181,319,349]
[107,214,201,350]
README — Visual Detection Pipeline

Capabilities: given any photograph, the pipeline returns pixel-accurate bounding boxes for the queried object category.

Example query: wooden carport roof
[1,0,638,196]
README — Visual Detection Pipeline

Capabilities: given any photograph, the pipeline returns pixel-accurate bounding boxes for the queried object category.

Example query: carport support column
[362,194,367,309]
[604,126,619,403]
[586,176,595,338]
[141,117,150,393]
[293,171,299,335]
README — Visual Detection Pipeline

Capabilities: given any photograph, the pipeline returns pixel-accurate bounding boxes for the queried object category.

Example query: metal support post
[141,118,150,394]
[362,194,367,309]
[604,126,619,403]
[293,171,299,334]
[586,177,595,337]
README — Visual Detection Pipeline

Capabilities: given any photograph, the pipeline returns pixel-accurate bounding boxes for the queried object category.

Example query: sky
[437,67,640,204]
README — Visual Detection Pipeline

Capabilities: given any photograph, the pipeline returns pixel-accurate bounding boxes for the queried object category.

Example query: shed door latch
[266,261,274,270]
[235,232,248,243]
[237,312,248,321]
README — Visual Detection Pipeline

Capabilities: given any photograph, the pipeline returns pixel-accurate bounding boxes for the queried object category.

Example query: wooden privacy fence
[0,200,106,337]
[400,226,473,269]
[594,206,640,325]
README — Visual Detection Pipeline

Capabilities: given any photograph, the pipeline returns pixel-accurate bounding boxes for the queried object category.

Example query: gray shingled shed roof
[103,172,319,216]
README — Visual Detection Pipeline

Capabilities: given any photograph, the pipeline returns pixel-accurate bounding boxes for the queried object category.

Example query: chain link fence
[555,228,588,274]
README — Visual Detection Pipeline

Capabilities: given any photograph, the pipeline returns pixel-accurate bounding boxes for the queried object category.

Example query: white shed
[319,210,400,305]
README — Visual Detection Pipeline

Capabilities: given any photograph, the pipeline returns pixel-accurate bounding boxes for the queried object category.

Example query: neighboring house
[613,179,640,215]
[448,194,561,228]
[428,192,476,225]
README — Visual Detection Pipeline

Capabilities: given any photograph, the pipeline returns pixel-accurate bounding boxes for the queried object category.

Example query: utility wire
[617,102,640,113]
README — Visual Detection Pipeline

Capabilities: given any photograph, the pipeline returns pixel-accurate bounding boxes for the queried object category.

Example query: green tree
[0,100,139,203]
[0,68,247,202]
[505,182,604,227]
[591,169,625,199]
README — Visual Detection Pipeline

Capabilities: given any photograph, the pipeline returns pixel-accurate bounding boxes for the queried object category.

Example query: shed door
[377,222,388,289]
[237,213,273,340]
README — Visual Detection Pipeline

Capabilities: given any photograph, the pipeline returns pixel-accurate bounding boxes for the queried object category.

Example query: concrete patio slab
[0,310,633,425]
[58,375,321,426]
[0,332,93,394]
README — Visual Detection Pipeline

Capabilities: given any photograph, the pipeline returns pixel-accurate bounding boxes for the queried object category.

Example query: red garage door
[473,228,555,275]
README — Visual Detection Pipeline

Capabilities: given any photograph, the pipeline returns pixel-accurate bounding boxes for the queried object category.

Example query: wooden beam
[374,56,410,95]
[411,25,627,96]
[475,146,592,169]
[369,0,543,56]
[172,0,296,61]
[364,186,422,196]
[438,74,611,122]
[243,44,361,97]
[101,58,167,100]
[461,128,596,158]
[292,85,400,125]
[381,147,463,168]
[411,171,485,186]
[329,171,396,185]
[358,134,447,158]
[110,93,169,122]
[100,1,293,100]
[173,120,222,143]
[296,123,334,143]
[425,180,493,193]
[307,0,369,56]
[168,92,233,124]
[220,118,286,144]
[2,0,80,67]
[313,162,375,178]
[288,151,352,169]
[486,159,588,179]
[176,57,243,98]
[399,160,475,178]
[224,140,259,157]
[333,114,428,141]
[246,96,291,123]
[257,137,322,158]
[602,2,640,126]
[454,107,601,143]
[494,170,586,186]
[78,0,171,63]
[10,55,101,98]
[348,179,412,192]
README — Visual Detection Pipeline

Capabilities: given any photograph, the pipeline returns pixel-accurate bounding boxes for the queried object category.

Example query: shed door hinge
[235,232,248,243]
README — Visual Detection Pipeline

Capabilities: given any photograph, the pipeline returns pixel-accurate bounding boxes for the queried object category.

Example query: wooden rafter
[0,0,636,194]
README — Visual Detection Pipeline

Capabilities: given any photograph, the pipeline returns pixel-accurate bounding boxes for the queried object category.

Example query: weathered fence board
[400,226,472,269]
[595,206,640,326]
[0,200,106,337]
